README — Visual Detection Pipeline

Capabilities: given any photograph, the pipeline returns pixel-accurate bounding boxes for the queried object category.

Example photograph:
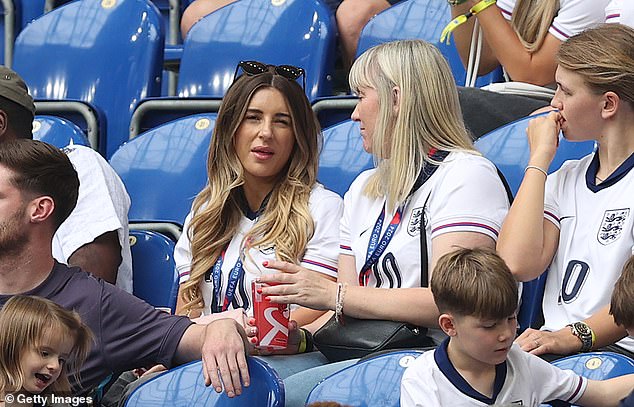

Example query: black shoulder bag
[313,154,448,362]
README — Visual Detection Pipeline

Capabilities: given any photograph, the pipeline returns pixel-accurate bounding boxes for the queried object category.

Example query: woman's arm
[260,232,496,327]
[450,1,560,84]
[497,112,561,281]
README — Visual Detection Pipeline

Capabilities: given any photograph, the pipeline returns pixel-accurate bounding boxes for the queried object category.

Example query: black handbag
[313,189,436,363]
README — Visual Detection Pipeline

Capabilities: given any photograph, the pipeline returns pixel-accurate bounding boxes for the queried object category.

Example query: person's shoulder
[403,349,437,378]
[441,151,499,178]
[310,183,344,204]
[551,152,594,177]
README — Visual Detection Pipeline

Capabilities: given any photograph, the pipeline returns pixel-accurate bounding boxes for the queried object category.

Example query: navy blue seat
[32,115,90,148]
[125,357,284,407]
[129,229,179,313]
[13,0,164,157]
[356,0,503,87]
[110,113,216,239]
[306,350,425,406]
[318,119,373,197]
[475,113,595,332]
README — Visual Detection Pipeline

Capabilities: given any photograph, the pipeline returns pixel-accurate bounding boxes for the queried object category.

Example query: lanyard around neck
[209,246,244,313]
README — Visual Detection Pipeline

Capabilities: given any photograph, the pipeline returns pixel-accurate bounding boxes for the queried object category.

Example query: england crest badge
[408,207,425,236]
[598,208,630,245]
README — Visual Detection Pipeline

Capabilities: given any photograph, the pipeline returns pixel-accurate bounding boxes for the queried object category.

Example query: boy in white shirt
[401,248,634,406]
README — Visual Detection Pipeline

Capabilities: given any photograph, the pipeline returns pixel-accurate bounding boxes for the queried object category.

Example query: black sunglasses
[233,60,306,89]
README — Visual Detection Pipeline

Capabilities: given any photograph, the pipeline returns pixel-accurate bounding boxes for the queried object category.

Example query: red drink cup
[252,280,290,351]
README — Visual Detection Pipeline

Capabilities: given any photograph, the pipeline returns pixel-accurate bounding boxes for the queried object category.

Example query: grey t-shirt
[0,262,192,394]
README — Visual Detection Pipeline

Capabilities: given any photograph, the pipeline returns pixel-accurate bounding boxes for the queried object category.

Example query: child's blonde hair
[0,296,93,395]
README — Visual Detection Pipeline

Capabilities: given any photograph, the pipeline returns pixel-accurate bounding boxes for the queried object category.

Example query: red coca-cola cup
[251,280,290,351]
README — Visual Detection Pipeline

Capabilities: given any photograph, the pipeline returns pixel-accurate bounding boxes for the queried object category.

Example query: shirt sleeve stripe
[302,258,338,273]
[566,376,586,402]
[340,244,352,251]
[432,222,499,237]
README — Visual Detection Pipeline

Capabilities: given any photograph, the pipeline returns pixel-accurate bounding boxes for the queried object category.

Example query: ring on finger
[534,338,540,347]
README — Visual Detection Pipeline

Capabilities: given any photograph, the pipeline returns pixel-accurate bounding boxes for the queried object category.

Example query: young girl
[0,296,92,407]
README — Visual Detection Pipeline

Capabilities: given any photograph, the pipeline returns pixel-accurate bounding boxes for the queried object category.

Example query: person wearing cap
[0,65,133,292]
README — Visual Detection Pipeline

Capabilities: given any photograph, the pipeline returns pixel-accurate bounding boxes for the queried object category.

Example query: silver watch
[567,321,593,352]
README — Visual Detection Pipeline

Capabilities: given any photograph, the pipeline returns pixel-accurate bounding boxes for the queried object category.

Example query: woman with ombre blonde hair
[174,61,342,333]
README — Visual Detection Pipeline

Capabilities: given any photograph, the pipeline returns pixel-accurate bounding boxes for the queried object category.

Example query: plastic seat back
[552,352,634,380]
[306,349,425,406]
[129,229,179,313]
[178,0,336,102]
[125,357,284,407]
[13,0,164,157]
[33,115,90,148]
[356,0,503,87]
[318,120,373,197]
[109,114,216,231]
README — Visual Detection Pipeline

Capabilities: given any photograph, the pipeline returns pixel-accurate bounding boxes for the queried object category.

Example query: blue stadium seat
[32,115,90,148]
[178,0,336,102]
[109,113,216,239]
[13,0,164,158]
[18,0,45,28]
[552,352,634,380]
[318,119,373,197]
[356,0,503,87]
[0,0,22,66]
[311,95,358,129]
[306,349,425,406]
[475,113,596,332]
[129,229,179,313]
[125,357,284,407]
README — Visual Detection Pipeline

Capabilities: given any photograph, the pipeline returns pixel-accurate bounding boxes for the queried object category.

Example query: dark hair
[0,139,78,229]
[0,95,34,139]
[610,256,634,329]
[431,247,518,320]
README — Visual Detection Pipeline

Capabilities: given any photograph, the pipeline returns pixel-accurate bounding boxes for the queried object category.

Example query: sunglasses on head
[233,60,306,89]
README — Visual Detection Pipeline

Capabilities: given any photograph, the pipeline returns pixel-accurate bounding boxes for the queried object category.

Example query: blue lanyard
[210,246,244,313]
[358,203,404,286]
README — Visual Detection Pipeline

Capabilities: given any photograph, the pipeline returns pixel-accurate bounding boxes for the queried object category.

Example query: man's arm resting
[67,230,121,285]
[174,318,250,398]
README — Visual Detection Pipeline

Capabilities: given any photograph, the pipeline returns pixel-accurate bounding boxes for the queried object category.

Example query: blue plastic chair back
[32,115,90,148]
[475,113,596,196]
[178,0,336,102]
[125,357,284,407]
[13,0,164,158]
[129,229,179,313]
[18,0,45,27]
[356,0,503,87]
[306,350,425,406]
[318,120,373,197]
[552,352,634,380]
[109,113,216,228]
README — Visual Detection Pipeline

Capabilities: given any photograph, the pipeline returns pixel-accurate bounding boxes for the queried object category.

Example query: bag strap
[419,193,431,288]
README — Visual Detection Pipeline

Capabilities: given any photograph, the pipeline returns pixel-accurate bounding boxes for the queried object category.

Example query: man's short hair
[431,247,518,320]
[0,139,79,229]
[0,66,35,138]
[610,255,634,329]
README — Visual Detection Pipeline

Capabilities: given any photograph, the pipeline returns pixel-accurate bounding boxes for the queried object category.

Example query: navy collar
[235,187,271,220]
[586,151,634,193]
[434,338,507,405]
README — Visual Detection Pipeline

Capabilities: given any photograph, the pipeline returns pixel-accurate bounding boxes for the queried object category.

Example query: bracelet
[298,327,307,353]
[525,165,548,178]
[301,328,314,353]
[441,0,497,44]
[335,282,348,325]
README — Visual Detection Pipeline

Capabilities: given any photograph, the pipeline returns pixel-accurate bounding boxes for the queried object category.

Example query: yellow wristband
[298,328,307,353]
[440,0,497,44]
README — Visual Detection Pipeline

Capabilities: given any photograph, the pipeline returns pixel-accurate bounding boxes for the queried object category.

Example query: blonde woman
[497,24,634,359]
[174,61,342,335]
[259,39,510,404]
[450,0,608,86]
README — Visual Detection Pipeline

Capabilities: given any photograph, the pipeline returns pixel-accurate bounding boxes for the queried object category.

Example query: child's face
[20,331,73,394]
[449,313,517,368]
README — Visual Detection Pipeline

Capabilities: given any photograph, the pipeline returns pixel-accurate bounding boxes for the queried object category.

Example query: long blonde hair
[349,40,475,212]
[0,296,92,396]
[180,71,320,314]
[511,0,560,53]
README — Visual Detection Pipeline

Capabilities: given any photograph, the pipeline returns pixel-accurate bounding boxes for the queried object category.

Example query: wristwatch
[567,321,594,352]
